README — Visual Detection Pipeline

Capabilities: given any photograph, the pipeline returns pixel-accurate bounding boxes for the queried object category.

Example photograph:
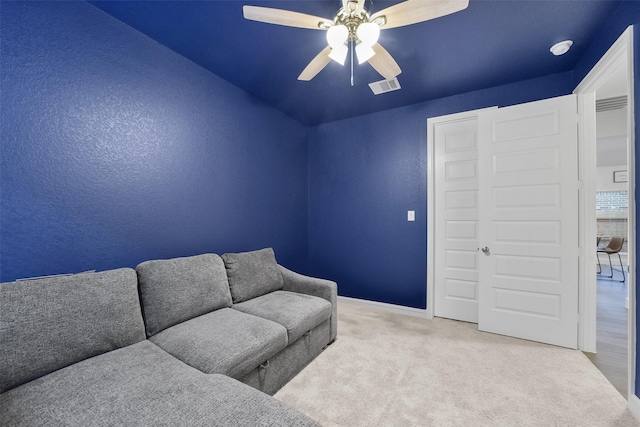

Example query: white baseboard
[338,296,433,319]
[628,394,640,422]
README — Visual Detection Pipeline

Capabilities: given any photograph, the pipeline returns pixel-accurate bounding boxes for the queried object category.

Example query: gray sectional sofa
[0,248,337,426]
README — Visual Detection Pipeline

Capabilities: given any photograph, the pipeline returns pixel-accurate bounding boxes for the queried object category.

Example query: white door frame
[427,27,635,387]
[573,26,635,400]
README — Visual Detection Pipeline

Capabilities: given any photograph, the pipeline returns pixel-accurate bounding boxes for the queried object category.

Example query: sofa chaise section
[0,341,316,427]
[0,268,146,395]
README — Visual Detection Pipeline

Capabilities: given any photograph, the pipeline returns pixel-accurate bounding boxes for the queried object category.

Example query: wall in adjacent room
[0,2,309,281]
[308,72,575,309]
[597,165,629,192]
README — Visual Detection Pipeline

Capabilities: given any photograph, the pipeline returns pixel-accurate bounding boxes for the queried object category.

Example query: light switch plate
[408,210,415,221]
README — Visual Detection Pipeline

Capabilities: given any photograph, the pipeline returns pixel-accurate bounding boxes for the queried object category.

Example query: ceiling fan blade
[243,6,332,30]
[368,43,402,80]
[371,0,469,30]
[298,46,332,81]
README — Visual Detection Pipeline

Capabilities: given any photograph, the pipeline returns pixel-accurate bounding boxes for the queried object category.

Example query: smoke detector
[550,40,573,56]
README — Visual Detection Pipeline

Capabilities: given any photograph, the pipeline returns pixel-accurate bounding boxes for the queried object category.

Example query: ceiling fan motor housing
[333,2,374,42]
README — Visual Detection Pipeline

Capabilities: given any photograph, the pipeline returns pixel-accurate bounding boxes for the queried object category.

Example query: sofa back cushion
[222,248,284,303]
[136,253,232,336]
[0,268,146,394]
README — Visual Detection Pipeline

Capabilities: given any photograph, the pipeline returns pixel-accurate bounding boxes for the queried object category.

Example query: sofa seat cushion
[0,341,318,427]
[233,291,332,343]
[149,308,288,379]
[136,253,232,337]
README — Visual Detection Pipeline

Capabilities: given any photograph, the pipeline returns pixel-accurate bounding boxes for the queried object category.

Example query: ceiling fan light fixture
[356,22,380,46]
[243,0,469,82]
[326,25,349,49]
[329,44,348,65]
[355,42,375,64]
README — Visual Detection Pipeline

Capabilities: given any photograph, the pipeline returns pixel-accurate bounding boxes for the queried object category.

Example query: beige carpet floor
[275,300,639,426]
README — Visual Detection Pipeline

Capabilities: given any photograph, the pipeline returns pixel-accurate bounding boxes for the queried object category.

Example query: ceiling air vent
[596,96,627,112]
[369,77,401,95]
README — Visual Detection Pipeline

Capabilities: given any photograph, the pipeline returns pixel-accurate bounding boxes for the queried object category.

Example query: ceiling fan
[243,0,469,82]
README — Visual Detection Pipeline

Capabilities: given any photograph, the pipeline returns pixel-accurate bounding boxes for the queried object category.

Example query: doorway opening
[583,51,631,399]
[573,26,635,401]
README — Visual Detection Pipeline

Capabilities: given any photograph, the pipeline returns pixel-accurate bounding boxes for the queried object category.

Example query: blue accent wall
[5,0,640,404]
[0,2,309,281]
[308,72,575,309]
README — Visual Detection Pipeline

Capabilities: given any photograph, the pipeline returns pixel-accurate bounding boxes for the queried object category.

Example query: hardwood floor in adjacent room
[584,265,628,398]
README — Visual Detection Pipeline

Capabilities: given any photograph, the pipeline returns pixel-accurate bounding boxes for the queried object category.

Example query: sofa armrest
[278,265,337,342]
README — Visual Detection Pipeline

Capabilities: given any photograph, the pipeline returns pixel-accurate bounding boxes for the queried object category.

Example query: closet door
[433,115,480,323]
[477,94,579,349]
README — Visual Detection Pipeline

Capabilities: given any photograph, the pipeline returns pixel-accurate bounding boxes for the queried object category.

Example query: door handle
[481,247,490,256]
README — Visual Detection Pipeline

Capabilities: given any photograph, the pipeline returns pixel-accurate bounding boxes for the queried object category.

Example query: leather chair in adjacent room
[597,236,626,282]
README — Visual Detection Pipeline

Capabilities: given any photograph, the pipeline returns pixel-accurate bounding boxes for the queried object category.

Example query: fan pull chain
[350,40,354,87]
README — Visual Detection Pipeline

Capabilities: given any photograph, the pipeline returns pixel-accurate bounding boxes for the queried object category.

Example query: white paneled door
[432,95,580,349]
[477,95,579,349]
[433,116,480,323]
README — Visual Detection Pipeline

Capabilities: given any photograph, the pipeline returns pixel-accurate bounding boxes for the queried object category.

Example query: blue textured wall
[0,2,309,281]
[308,72,575,309]
[3,3,640,396]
